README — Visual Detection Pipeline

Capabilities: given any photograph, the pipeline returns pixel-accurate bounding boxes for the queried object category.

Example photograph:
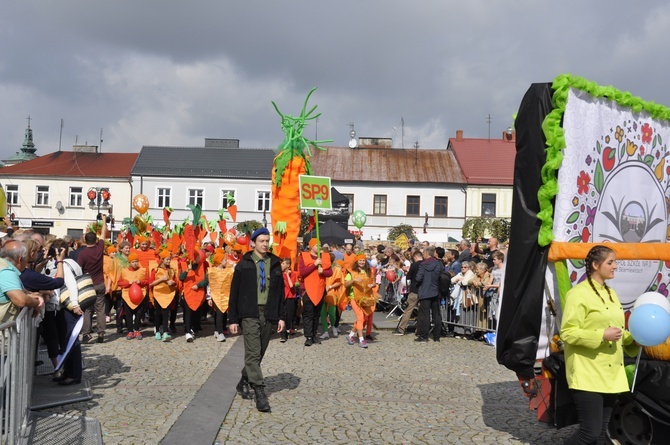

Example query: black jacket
[415,257,442,300]
[228,251,285,324]
[406,260,422,294]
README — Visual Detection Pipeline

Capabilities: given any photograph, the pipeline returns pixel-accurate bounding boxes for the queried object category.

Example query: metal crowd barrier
[1,307,38,445]
[441,284,498,336]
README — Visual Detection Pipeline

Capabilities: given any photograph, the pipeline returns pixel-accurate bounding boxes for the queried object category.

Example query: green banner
[299,175,332,210]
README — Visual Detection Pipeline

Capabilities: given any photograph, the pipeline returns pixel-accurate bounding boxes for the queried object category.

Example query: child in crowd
[179,249,209,342]
[345,253,377,348]
[320,254,344,339]
[280,258,299,342]
[484,251,505,330]
[150,250,177,342]
[117,252,149,340]
[207,252,234,342]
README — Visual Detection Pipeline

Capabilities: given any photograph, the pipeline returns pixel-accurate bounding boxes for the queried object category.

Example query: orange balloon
[223,231,236,246]
[132,194,149,214]
[129,282,144,305]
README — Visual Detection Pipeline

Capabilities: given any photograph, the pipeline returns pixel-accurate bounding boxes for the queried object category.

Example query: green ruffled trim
[538,74,670,246]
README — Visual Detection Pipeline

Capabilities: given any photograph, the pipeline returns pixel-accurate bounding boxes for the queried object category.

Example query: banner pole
[314,210,321,255]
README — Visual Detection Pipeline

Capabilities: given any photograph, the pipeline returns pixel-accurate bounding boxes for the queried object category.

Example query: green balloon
[352,210,367,229]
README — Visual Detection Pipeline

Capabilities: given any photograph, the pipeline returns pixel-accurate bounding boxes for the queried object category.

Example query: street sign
[299,175,332,210]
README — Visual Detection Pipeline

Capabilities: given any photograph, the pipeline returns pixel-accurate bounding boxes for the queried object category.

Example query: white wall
[3,177,132,237]
[465,186,513,219]
[133,176,272,226]
[333,181,466,242]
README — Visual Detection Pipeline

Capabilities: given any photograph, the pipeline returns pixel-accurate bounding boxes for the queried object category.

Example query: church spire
[2,116,39,166]
[21,115,37,156]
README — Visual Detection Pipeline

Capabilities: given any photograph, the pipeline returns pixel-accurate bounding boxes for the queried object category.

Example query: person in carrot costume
[132,235,158,323]
[103,245,116,324]
[298,238,332,346]
[111,241,130,333]
[149,250,177,342]
[320,254,344,339]
[207,252,234,342]
[344,253,377,349]
[117,252,149,340]
[280,257,299,342]
[179,249,208,342]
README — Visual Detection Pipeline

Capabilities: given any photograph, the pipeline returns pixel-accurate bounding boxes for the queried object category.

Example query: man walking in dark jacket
[414,246,443,342]
[229,228,285,412]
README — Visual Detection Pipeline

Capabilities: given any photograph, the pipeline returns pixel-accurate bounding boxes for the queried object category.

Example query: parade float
[497,74,670,444]
[270,88,332,260]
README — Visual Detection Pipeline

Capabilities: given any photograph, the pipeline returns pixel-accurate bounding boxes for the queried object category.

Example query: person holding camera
[20,239,66,369]
[77,216,109,344]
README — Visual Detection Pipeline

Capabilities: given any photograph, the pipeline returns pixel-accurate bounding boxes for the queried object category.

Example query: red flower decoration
[641,123,653,144]
[581,227,591,242]
[577,171,590,194]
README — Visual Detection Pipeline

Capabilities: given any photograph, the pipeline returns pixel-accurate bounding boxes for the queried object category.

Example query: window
[188,188,203,207]
[36,185,49,206]
[406,195,420,216]
[69,187,83,207]
[342,194,354,214]
[257,191,270,212]
[373,194,387,215]
[157,188,171,208]
[67,228,83,240]
[6,184,18,206]
[482,193,496,217]
[221,189,236,209]
[434,196,448,217]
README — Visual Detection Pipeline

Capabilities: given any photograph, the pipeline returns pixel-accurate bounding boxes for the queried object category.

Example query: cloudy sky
[1,1,668,160]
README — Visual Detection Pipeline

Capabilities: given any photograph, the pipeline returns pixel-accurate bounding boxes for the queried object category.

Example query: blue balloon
[628,303,670,347]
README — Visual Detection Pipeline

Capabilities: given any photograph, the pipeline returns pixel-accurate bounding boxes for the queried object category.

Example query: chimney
[502,129,516,142]
[455,130,463,141]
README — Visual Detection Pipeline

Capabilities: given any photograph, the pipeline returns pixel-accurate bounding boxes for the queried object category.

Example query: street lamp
[262,209,267,228]
[88,188,113,237]
[88,187,111,214]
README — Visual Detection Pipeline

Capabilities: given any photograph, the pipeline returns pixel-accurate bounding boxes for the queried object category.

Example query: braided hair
[584,245,616,304]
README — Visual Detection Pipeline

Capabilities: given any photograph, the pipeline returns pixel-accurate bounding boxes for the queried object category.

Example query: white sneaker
[331,327,339,338]
[319,331,330,339]
[214,331,219,339]
[216,333,226,342]
[185,333,194,342]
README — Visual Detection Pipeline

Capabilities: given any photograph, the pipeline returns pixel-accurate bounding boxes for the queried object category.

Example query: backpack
[439,270,452,299]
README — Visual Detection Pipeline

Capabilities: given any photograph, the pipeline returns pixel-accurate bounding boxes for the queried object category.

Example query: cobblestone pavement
[38,310,577,444]
[40,317,234,445]
[214,311,576,445]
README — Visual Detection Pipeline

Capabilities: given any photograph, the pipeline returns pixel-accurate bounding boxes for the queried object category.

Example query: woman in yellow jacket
[560,245,638,444]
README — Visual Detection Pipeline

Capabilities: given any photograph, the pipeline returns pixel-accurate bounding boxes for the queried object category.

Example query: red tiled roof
[0,151,138,178]
[311,146,465,184]
[448,138,516,185]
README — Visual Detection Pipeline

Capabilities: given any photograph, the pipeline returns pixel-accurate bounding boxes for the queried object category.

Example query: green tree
[235,220,263,235]
[462,217,510,242]
[387,224,419,242]
[299,211,310,237]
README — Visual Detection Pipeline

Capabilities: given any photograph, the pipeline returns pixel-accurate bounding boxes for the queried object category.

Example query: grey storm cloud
[1,1,669,160]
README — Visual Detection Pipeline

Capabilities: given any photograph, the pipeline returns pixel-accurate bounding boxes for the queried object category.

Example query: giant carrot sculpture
[270,88,332,260]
